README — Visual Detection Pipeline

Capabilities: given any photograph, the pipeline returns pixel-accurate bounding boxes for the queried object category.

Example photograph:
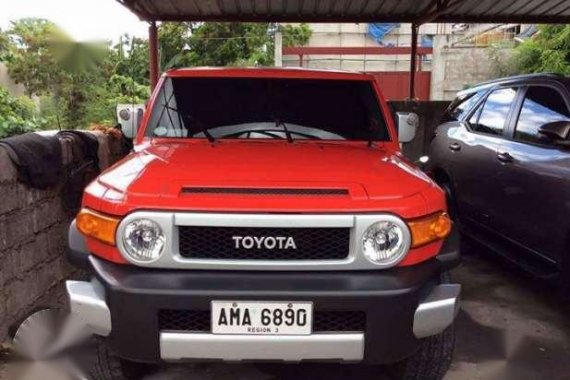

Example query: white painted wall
[282,23,452,72]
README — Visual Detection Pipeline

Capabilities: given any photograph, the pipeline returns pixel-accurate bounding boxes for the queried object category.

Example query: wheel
[387,325,455,380]
[386,272,456,380]
[79,338,155,380]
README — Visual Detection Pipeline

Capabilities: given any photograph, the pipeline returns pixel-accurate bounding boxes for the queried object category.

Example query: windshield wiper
[275,119,294,143]
[367,117,379,147]
[201,127,216,144]
[185,115,216,143]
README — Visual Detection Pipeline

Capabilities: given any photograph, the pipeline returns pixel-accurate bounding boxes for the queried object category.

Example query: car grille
[159,310,366,332]
[178,226,350,261]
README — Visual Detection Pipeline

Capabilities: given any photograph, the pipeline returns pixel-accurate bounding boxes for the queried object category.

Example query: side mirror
[396,112,419,143]
[117,104,145,139]
[538,121,570,142]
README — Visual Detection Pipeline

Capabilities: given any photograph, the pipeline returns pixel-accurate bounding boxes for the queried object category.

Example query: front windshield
[146,77,390,141]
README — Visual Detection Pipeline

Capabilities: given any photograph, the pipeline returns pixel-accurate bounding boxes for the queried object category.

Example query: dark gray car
[429,74,570,286]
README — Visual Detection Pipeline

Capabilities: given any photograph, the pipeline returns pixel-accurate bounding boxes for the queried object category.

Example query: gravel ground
[2,242,570,380]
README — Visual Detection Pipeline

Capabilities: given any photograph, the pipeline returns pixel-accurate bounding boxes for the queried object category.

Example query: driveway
[2,242,570,380]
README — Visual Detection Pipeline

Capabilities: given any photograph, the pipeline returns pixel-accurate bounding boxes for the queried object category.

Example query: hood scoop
[181,187,349,196]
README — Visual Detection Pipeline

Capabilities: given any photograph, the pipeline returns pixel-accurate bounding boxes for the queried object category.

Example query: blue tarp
[421,35,433,47]
[368,23,400,45]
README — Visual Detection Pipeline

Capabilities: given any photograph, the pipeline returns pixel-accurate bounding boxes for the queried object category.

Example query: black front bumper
[87,230,460,365]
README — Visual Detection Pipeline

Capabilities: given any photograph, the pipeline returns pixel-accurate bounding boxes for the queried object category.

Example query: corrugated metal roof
[117,0,570,23]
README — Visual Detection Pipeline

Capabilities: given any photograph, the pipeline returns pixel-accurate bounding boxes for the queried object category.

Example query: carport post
[409,23,419,100]
[149,21,159,91]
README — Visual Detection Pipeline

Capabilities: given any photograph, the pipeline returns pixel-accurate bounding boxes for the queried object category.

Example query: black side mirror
[538,121,570,141]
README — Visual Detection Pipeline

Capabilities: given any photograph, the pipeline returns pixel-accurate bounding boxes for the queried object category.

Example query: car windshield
[146,76,390,141]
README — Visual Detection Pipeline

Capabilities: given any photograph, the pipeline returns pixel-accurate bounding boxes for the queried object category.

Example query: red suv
[67,68,461,380]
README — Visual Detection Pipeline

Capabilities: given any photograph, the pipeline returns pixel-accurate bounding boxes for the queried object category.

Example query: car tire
[386,272,456,380]
[387,325,455,380]
[80,338,155,380]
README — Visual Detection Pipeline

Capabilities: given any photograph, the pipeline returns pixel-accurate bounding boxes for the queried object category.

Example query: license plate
[211,301,313,335]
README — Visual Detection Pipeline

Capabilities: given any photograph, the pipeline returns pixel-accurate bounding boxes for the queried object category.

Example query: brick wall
[0,131,126,342]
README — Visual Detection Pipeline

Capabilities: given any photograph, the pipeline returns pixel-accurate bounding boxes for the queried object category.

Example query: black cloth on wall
[0,133,62,189]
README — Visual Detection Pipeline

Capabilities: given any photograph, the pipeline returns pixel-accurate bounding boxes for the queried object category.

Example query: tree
[111,35,150,85]
[2,19,64,97]
[1,19,311,132]
[512,25,570,75]
[0,85,43,138]
[0,29,9,61]
[182,22,311,67]
[3,18,123,129]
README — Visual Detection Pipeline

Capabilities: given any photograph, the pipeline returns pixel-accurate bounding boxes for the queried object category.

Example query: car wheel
[80,338,156,380]
[386,272,456,380]
[387,326,455,380]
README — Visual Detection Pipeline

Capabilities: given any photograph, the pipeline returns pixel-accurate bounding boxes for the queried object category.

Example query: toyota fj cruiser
[67,68,461,380]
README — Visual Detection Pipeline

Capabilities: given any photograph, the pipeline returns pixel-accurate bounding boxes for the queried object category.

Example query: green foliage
[0,18,312,135]
[0,86,44,138]
[512,25,570,75]
[181,22,312,67]
[183,23,275,67]
[111,35,150,86]
[282,24,312,47]
[159,23,191,69]
[486,42,518,78]
[2,19,64,97]
[82,74,150,125]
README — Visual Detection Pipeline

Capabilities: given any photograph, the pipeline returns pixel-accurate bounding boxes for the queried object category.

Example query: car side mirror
[538,121,570,142]
[117,104,145,139]
[396,112,419,143]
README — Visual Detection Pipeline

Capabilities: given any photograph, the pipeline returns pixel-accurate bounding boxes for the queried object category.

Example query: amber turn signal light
[76,208,120,246]
[408,212,452,248]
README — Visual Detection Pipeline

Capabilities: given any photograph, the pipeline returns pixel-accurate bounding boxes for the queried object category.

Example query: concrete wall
[430,35,512,100]
[282,23,451,72]
[0,131,126,342]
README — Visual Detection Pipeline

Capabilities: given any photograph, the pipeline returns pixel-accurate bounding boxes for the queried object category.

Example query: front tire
[387,325,455,380]
[387,271,456,380]
[80,338,155,380]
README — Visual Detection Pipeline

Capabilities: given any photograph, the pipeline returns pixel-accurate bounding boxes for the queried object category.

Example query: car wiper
[201,127,216,144]
[185,115,216,143]
[367,117,379,147]
[275,119,294,143]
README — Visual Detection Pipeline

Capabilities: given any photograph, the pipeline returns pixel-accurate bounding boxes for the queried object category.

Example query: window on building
[515,86,570,146]
[468,88,517,136]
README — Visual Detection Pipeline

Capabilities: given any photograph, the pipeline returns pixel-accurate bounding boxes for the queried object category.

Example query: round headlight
[362,219,410,266]
[122,219,165,262]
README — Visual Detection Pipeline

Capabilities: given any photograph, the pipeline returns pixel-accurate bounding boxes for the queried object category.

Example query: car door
[495,84,570,263]
[450,87,519,229]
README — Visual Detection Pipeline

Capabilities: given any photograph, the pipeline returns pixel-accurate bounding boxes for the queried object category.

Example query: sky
[0,0,149,42]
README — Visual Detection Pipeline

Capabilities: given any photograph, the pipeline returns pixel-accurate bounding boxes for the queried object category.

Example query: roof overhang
[117,0,570,24]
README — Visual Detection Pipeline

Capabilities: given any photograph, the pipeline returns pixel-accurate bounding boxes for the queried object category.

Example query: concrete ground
[2,242,570,380]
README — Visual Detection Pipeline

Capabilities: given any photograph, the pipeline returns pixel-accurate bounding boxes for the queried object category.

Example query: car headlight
[362,218,410,266]
[122,219,165,262]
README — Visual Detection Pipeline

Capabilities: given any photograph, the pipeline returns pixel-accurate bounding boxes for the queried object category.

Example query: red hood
[87,140,443,218]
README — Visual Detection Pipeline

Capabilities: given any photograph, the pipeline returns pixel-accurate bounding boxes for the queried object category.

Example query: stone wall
[0,131,126,342]
[430,36,513,100]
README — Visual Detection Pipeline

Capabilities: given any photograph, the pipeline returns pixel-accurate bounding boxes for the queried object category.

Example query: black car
[429,74,570,286]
